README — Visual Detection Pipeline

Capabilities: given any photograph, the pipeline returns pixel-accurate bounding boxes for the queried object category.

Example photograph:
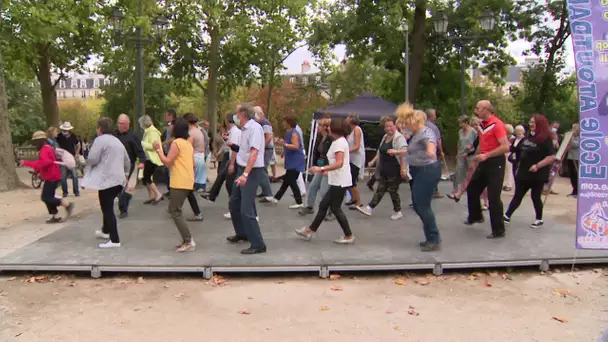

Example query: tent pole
[306,118,318,184]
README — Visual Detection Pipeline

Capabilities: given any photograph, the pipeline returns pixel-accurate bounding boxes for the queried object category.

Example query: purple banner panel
[569,0,608,249]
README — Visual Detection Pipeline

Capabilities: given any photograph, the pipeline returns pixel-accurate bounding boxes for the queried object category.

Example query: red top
[479,115,507,154]
[23,145,62,182]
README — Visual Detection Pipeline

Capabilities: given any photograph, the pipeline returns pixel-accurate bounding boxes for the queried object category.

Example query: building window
[59,80,66,89]
[94,78,100,88]
[302,76,308,85]
[81,90,86,99]
[81,79,88,88]
[71,80,77,88]
[289,77,296,83]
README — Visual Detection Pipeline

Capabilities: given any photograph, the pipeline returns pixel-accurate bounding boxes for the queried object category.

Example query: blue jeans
[229,166,265,249]
[410,162,442,244]
[258,148,274,197]
[306,173,329,208]
[61,166,79,196]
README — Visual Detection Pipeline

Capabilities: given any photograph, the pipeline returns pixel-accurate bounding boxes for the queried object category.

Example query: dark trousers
[467,156,506,236]
[505,179,544,220]
[61,166,79,196]
[208,154,234,200]
[369,175,401,212]
[229,167,265,249]
[567,159,578,195]
[274,169,302,204]
[99,185,123,243]
[410,163,442,244]
[118,164,135,214]
[187,191,201,216]
[42,181,61,215]
[258,148,274,196]
[310,185,352,236]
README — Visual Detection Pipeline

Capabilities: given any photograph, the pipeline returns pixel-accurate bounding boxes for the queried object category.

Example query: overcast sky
[281,38,575,74]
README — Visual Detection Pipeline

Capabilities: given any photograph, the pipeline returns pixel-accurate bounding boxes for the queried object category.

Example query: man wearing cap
[114,114,146,218]
[56,121,81,197]
[253,106,274,198]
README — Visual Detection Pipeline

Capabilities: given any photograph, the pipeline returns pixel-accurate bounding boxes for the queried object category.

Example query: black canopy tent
[313,92,398,121]
[306,93,398,178]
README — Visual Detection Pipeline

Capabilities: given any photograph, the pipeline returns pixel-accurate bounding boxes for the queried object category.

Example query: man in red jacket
[21,131,74,223]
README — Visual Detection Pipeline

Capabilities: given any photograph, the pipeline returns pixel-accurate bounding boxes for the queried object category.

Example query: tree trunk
[206,25,220,136]
[0,49,23,192]
[265,68,275,120]
[37,49,59,127]
[407,0,427,105]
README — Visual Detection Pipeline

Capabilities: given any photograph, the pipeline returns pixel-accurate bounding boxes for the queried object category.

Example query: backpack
[54,147,76,169]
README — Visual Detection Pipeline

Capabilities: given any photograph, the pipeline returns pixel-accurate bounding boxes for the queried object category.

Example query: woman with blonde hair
[46,127,59,148]
[140,115,164,204]
[396,104,442,251]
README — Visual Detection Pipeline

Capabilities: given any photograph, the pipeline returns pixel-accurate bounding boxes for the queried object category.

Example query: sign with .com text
[569,0,608,249]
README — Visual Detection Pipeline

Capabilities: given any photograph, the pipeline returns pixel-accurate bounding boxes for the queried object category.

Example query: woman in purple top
[263,115,305,208]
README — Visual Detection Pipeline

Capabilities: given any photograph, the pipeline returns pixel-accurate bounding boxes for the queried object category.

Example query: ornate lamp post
[110,4,168,135]
[432,8,496,115]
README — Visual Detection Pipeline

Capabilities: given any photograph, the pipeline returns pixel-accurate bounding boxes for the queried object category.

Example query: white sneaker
[264,196,278,204]
[224,212,231,219]
[530,220,544,229]
[333,236,356,244]
[99,240,121,248]
[356,205,372,216]
[256,216,259,222]
[391,211,403,220]
[95,230,110,240]
[289,203,304,209]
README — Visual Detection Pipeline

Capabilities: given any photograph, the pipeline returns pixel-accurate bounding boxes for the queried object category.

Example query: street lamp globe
[432,12,449,35]
[110,7,125,31]
[479,8,496,31]
[399,22,409,32]
[152,15,169,33]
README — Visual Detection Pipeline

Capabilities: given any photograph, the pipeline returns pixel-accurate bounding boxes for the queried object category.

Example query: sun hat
[31,131,47,140]
[59,121,74,131]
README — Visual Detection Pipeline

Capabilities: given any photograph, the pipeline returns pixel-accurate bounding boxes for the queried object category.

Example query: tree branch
[52,72,65,88]
[193,77,206,93]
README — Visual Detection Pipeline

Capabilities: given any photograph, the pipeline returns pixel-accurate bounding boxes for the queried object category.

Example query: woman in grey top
[396,104,442,252]
[567,123,580,198]
[81,117,131,249]
[345,113,365,210]
[450,116,477,198]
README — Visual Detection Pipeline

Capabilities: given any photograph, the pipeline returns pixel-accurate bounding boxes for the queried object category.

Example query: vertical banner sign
[570,0,608,249]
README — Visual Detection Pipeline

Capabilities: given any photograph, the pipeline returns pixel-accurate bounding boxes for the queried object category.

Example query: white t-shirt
[228,125,241,157]
[327,137,352,188]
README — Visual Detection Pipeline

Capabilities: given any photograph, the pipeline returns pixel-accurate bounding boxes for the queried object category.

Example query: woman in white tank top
[345,113,365,210]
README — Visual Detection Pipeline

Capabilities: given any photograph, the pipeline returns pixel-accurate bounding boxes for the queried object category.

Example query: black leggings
[505,179,544,220]
[274,169,302,204]
[42,180,61,215]
[567,159,578,195]
[142,160,158,185]
[310,185,352,236]
[99,185,123,243]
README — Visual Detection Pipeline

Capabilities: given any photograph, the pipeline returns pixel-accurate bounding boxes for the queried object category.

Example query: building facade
[52,73,109,100]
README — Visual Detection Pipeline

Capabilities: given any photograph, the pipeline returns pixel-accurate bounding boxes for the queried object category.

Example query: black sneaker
[464,218,485,225]
[119,212,128,219]
[486,233,506,239]
[421,243,441,252]
[298,207,314,215]
[45,217,63,224]
[200,192,215,202]
[503,214,511,224]
[226,235,248,243]
[530,220,544,229]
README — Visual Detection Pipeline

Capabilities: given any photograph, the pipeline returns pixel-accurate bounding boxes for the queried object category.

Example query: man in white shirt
[227,104,267,254]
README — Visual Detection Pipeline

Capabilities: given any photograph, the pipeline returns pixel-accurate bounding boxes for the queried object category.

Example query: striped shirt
[406,126,437,166]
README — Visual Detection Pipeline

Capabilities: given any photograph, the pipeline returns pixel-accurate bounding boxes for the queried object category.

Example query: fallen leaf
[136,276,146,284]
[247,296,253,299]
[320,306,329,311]
[68,282,77,287]
[276,280,285,284]
[14,333,22,337]
[209,275,227,286]
[393,326,401,331]
[407,306,420,316]
[237,309,251,315]
[329,274,341,280]
[34,276,49,283]
[415,279,430,286]
[552,289,571,297]
[554,268,562,273]
[482,280,492,288]
[487,271,498,277]
[467,274,478,281]
[393,278,407,286]
[501,273,512,281]
[174,292,184,299]
[385,310,393,314]
[163,284,170,289]
[133,308,141,312]
[471,272,483,278]
[330,285,343,292]
[552,316,568,323]
[7,277,16,281]
[592,268,601,274]
[52,292,59,296]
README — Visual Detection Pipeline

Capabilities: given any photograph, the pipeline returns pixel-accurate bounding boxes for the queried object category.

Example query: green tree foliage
[58,100,100,140]
[5,76,45,145]
[0,0,103,127]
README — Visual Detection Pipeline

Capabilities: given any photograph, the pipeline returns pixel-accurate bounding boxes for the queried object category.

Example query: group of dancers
[21,97,568,253]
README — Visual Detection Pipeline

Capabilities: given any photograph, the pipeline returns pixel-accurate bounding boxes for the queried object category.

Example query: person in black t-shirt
[503,114,556,229]
[56,122,81,197]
